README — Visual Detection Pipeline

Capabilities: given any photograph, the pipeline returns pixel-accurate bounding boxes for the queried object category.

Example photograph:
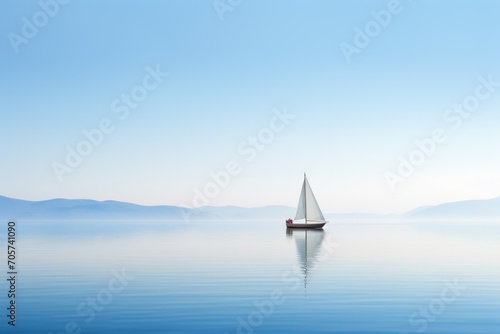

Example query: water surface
[2,221,499,333]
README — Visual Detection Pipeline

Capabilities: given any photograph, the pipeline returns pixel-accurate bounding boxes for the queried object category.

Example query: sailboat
[286,174,328,229]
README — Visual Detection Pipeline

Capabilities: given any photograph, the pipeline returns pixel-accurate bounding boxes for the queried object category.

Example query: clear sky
[2,0,500,214]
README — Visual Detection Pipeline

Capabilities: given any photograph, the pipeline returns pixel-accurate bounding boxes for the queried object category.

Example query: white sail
[294,174,326,223]
[294,181,306,220]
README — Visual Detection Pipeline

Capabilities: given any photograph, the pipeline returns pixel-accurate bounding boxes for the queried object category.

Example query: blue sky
[1,0,500,214]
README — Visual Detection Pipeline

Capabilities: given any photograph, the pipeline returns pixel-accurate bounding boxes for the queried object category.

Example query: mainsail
[294,174,326,223]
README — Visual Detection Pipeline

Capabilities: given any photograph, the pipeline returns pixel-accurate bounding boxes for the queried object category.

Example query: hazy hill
[1,195,499,222]
[0,196,294,222]
[405,197,500,221]
[0,196,184,221]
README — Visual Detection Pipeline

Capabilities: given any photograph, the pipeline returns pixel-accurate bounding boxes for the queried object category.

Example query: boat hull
[286,222,327,229]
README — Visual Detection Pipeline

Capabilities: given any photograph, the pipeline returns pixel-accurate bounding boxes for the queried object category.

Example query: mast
[303,173,307,224]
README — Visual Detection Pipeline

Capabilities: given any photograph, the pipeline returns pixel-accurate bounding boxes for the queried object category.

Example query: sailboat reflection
[287,228,325,295]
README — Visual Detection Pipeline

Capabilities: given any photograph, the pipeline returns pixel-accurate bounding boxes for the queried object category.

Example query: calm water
[2,221,499,333]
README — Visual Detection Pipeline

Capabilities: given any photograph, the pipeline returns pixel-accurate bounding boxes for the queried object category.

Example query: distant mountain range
[0,195,294,222]
[0,195,499,222]
[402,197,500,221]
